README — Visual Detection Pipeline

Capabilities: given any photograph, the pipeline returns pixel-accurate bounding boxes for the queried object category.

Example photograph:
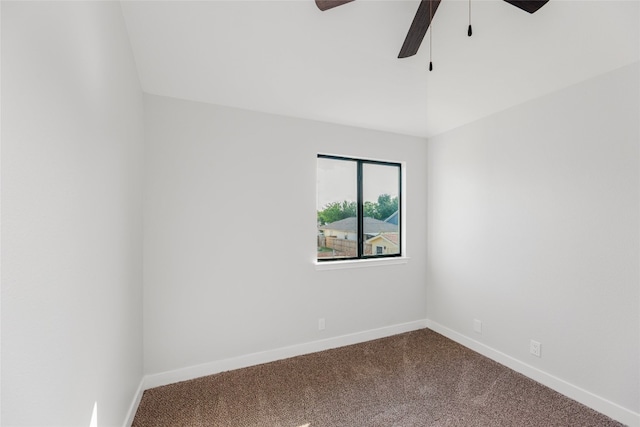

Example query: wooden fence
[317,235,372,257]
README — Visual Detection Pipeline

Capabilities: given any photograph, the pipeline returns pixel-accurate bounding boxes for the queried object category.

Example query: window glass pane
[362,163,400,256]
[317,158,357,259]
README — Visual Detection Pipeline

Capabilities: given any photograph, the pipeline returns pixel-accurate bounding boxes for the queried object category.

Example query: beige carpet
[132,329,623,426]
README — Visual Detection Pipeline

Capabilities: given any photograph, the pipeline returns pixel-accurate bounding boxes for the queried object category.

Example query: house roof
[384,210,399,225]
[319,217,398,234]
[366,233,399,246]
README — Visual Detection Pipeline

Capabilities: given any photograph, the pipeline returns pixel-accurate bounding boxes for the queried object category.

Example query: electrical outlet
[473,319,482,334]
[530,339,541,357]
[318,318,325,331]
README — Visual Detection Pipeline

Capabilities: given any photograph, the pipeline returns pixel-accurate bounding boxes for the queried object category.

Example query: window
[317,154,401,261]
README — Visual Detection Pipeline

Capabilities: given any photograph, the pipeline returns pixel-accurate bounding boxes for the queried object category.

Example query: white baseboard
[123,377,145,427]
[426,319,640,427]
[122,318,429,425]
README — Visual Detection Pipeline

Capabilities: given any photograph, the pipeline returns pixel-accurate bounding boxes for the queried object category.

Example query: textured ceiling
[121,0,639,137]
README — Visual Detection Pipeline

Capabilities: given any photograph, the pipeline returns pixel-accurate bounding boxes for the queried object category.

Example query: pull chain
[468,0,473,36]
[429,0,433,71]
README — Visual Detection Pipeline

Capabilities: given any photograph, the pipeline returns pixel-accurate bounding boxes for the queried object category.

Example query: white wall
[1,2,144,426]
[427,63,639,420]
[4,2,634,424]
[143,94,428,375]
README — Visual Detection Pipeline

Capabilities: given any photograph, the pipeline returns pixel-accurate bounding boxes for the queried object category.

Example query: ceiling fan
[315,0,549,58]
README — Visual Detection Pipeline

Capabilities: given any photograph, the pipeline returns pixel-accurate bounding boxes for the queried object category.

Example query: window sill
[314,257,410,271]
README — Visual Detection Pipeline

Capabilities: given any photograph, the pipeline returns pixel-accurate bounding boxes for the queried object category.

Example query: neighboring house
[384,210,399,226]
[318,216,400,257]
[318,216,398,241]
[365,233,399,255]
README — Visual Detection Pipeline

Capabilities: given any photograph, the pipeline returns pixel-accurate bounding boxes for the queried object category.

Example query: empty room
[1,0,638,426]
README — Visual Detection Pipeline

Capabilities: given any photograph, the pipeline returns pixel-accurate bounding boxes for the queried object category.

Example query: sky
[316,157,399,210]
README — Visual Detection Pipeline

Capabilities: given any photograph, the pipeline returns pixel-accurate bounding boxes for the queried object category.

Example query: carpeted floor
[132,329,624,426]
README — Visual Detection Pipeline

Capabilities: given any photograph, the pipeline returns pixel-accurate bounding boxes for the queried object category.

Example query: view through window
[317,155,401,261]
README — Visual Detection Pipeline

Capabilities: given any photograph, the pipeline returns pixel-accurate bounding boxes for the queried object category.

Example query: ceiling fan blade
[398,0,441,59]
[503,0,549,14]
[315,0,355,11]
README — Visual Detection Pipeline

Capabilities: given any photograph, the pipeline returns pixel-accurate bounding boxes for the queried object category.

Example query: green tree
[317,200,356,225]
[363,201,377,218]
[375,194,398,220]
[318,195,398,225]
